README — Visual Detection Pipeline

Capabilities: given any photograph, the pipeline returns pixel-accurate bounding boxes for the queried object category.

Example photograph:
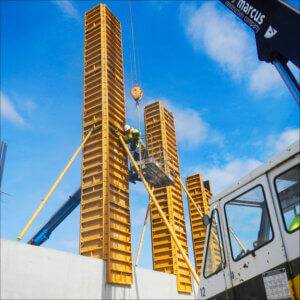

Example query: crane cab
[198,140,300,299]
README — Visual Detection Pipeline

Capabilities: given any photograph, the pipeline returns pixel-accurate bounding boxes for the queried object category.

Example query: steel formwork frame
[80,4,132,285]
[144,101,192,294]
[186,174,211,275]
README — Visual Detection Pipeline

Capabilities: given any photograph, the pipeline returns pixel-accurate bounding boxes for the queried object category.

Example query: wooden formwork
[80,4,132,285]
[186,174,211,275]
[144,101,192,294]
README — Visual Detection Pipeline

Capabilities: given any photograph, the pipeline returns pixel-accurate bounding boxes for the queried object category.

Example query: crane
[219,0,300,104]
[28,189,81,246]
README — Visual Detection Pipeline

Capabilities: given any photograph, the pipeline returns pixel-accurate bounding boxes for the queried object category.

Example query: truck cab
[198,140,300,299]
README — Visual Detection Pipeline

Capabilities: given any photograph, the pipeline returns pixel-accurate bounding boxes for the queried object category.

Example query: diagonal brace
[118,133,200,284]
[17,127,94,241]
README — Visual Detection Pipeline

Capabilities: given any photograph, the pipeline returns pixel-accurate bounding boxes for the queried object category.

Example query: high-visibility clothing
[124,128,145,147]
[289,214,300,232]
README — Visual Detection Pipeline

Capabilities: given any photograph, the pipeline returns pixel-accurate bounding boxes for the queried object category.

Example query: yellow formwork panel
[144,101,192,294]
[186,174,211,275]
[80,4,132,285]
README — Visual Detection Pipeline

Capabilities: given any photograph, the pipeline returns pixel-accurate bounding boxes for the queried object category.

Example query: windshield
[225,185,273,260]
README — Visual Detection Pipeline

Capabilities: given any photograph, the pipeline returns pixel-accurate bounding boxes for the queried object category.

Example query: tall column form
[144,101,192,293]
[80,4,132,285]
[186,174,211,275]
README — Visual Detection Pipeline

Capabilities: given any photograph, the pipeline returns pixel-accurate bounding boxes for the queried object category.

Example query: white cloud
[267,128,299,153]
[53,0,79,19]
[197,158,261,195]
[169,105,209,148]
[193,128,299,195]
[163,99,223,148]
[183,2,252,78]
[181,2,288,96]
[125,94,223,149]
[1,92,26,126]
[250,63,283,95]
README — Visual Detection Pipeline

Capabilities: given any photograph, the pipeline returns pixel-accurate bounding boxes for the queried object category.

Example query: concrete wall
[1,239,198,299]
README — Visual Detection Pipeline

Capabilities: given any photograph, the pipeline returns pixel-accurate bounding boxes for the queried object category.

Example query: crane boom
[219,0,300,104]
[219,0,300,66]
[28,189,80,246]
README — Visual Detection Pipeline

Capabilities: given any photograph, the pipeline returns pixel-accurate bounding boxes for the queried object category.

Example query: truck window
[204,209,225,278]
[225,185,273,261]
[275,164,300,233]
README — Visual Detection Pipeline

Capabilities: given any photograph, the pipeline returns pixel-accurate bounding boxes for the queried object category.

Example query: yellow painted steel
[290,274,300,300]
[186,174,211,275]
[17,128,94,241]
[134,202,150,267]
[118,133,200,285]
[178,175,205,219]
[80,4,132,285]
[144,101,192,293]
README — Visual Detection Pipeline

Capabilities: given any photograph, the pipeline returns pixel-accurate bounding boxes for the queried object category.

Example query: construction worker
[124,124,146,183]
[124,125,146,159]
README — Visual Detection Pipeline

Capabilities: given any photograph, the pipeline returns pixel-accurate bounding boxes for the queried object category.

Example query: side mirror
[202,215,211,226]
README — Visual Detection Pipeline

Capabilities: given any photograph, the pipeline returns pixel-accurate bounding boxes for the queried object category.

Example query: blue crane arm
[28,188,81,246]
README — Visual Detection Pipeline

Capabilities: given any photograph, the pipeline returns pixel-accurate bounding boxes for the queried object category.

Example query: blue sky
[1,0,299,271]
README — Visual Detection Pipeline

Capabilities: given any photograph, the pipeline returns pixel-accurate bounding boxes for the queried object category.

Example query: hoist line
[129,0,138,85]
[135,31,142,87]
[129,33,134,87]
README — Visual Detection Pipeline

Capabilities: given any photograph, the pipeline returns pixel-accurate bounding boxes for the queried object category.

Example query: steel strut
[177,175,224,253]
[134,201,150,267]
[134,176,206,268]
[118,133,200,284]
[273,59,300,106]
[17,127,94,241]
[177,175,205,218]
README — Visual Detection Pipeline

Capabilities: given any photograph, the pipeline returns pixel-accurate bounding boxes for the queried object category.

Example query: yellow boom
[118,133,200,284]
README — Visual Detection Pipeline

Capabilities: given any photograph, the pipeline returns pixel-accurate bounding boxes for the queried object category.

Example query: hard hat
[124,124,130,131]
[130,85,143,103]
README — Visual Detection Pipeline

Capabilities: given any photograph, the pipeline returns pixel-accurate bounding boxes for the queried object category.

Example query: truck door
[267,155,300,299]
[198,207,232,299]
[222,174,292,299]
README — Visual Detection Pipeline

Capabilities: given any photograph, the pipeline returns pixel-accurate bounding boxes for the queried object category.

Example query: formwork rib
[186,174,211,275]
[80,4,132,285]
[144,101,192,293]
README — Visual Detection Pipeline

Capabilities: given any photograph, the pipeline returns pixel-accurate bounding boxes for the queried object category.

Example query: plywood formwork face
[186,174,211,275]
[144,101,192,294]
[80,4,132,285]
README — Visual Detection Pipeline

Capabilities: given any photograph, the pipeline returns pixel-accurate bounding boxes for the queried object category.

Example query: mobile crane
[197,1,300,299]
[198,138,299,300]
